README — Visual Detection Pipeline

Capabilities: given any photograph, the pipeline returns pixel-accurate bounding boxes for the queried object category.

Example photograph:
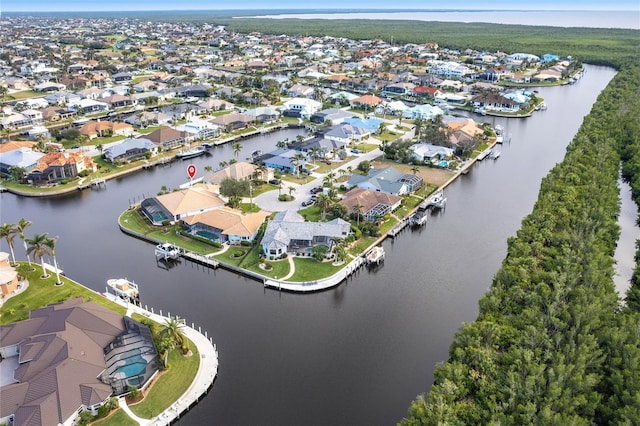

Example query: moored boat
[489,149,501,160]
[176,145,207,160]
[155,242,182,260]
[365,246,385,265]
[106,278,140,305]
[428,190,447,209]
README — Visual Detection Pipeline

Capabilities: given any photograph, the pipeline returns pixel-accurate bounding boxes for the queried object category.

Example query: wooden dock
[387,217,410,238]
[181,251,220,269]
[78,178,106,190]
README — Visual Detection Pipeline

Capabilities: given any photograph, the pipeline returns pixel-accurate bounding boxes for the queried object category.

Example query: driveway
[252,147,383,213]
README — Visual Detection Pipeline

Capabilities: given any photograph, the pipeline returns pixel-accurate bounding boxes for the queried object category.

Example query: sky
[2,0,638,12]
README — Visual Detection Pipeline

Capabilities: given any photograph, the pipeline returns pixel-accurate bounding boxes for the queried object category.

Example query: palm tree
[276,139,288,149]
[351,204,364,227]
[232,142,242,159]
[316,193,332,221]
[411,165,420,175]
[0,223,18,265]
[288,186,295,199]
[323,171,337,190]
[45,235,63,285]
[26,233,53,279]
[293,153,306,177]
[16,218,32,266]
[161,316,185,348]
[219,160,228,169]
[309,146,320,165]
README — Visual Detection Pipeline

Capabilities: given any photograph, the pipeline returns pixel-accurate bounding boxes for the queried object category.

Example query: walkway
[279,255,296,281]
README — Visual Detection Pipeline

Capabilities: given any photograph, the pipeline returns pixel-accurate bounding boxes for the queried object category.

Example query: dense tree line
[399,65,640,425]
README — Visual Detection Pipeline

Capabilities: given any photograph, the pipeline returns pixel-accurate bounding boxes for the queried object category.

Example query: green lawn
[128,339,200,419]
[0,263,126,324]
[288,257,343,282]
[118,209,222,255]
[245,257,290,279]
[90,408,138,426]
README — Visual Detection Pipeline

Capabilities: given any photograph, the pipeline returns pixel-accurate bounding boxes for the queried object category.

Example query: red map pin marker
[187,164,197,179]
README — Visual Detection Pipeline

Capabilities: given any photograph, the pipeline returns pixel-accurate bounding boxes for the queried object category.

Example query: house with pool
[181,207,270,244]
[261,210,350,259]
[0,298,159,426]
[140,183,225,225]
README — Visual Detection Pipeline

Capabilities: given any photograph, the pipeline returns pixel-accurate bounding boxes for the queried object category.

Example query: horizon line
[2,8,637,13]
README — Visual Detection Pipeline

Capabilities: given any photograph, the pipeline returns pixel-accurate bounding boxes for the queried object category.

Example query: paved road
[252,147,383,212]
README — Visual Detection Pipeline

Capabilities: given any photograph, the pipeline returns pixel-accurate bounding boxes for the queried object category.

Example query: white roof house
[281,97,322,118]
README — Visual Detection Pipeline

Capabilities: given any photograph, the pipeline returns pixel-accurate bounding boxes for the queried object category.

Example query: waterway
[0,65,628,425]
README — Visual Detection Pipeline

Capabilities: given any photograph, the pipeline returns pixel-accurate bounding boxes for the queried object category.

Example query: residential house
[402,104,445,121]
[347,166,413,195]
[203,161,272,184]
[259,148,308,174]
[287,83,314,98]
[280,97,321,118]
[101,94,137,109]
[409,143,455,163]
[0,252,18,295]
[79,120,135,140]
[0,298,159,426]
[382,82,415,96]
[289,137,347,160]
[140,183,225,224]
[340,187,403,221]
[123,111,172,127]
[25,151,96,185]
[197,99,234,112]
[0,147,43,176]
[470,93,519,112]
[173,117,219,139]
[0,113,32,130]
[309,108,353,125]
[349,94,383,110]
[261,210,350,259]
[324,123,370,144]
[245,106,280,124]
[112,71,134,82]
[142,127,189,151]
[210,112,254,131]
[177,84,212,98]
[182,207,270,244]
[68,98,109,114]
[103,137,158,163]
[160,103,196,121]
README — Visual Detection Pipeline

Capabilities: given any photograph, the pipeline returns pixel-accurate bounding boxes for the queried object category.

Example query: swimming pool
[196,230,219,241]
[116,355,147,377]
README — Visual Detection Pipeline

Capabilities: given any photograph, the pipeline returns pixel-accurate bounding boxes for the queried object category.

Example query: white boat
[365,246,385,265]
[428,190,447,209]
[477,149,491,161]
[494,124,503,135]
[410,211,428,227]
[106,278,140,304]
[489,149,501,160]
[155,242,182,260]
[175,145,207,160]
[495,134,504,144]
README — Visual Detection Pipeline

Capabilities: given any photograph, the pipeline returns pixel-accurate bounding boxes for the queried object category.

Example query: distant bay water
[246,10,640,30]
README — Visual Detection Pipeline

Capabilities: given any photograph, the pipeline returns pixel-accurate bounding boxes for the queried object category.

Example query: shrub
[240,240,252,247]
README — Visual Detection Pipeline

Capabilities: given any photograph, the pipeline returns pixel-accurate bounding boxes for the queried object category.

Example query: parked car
[269,179,280,185]
[301,199,315,207]
[310,186,323,194]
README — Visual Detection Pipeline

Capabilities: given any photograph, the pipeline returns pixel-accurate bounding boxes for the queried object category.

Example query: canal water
[0,65,625,425]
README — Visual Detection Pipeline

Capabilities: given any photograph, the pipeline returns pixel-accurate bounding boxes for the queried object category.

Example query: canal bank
[0,65,622,426]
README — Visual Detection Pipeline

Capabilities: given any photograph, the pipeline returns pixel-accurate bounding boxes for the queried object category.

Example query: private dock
[181,251,220,269]
[78,178,106,190]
